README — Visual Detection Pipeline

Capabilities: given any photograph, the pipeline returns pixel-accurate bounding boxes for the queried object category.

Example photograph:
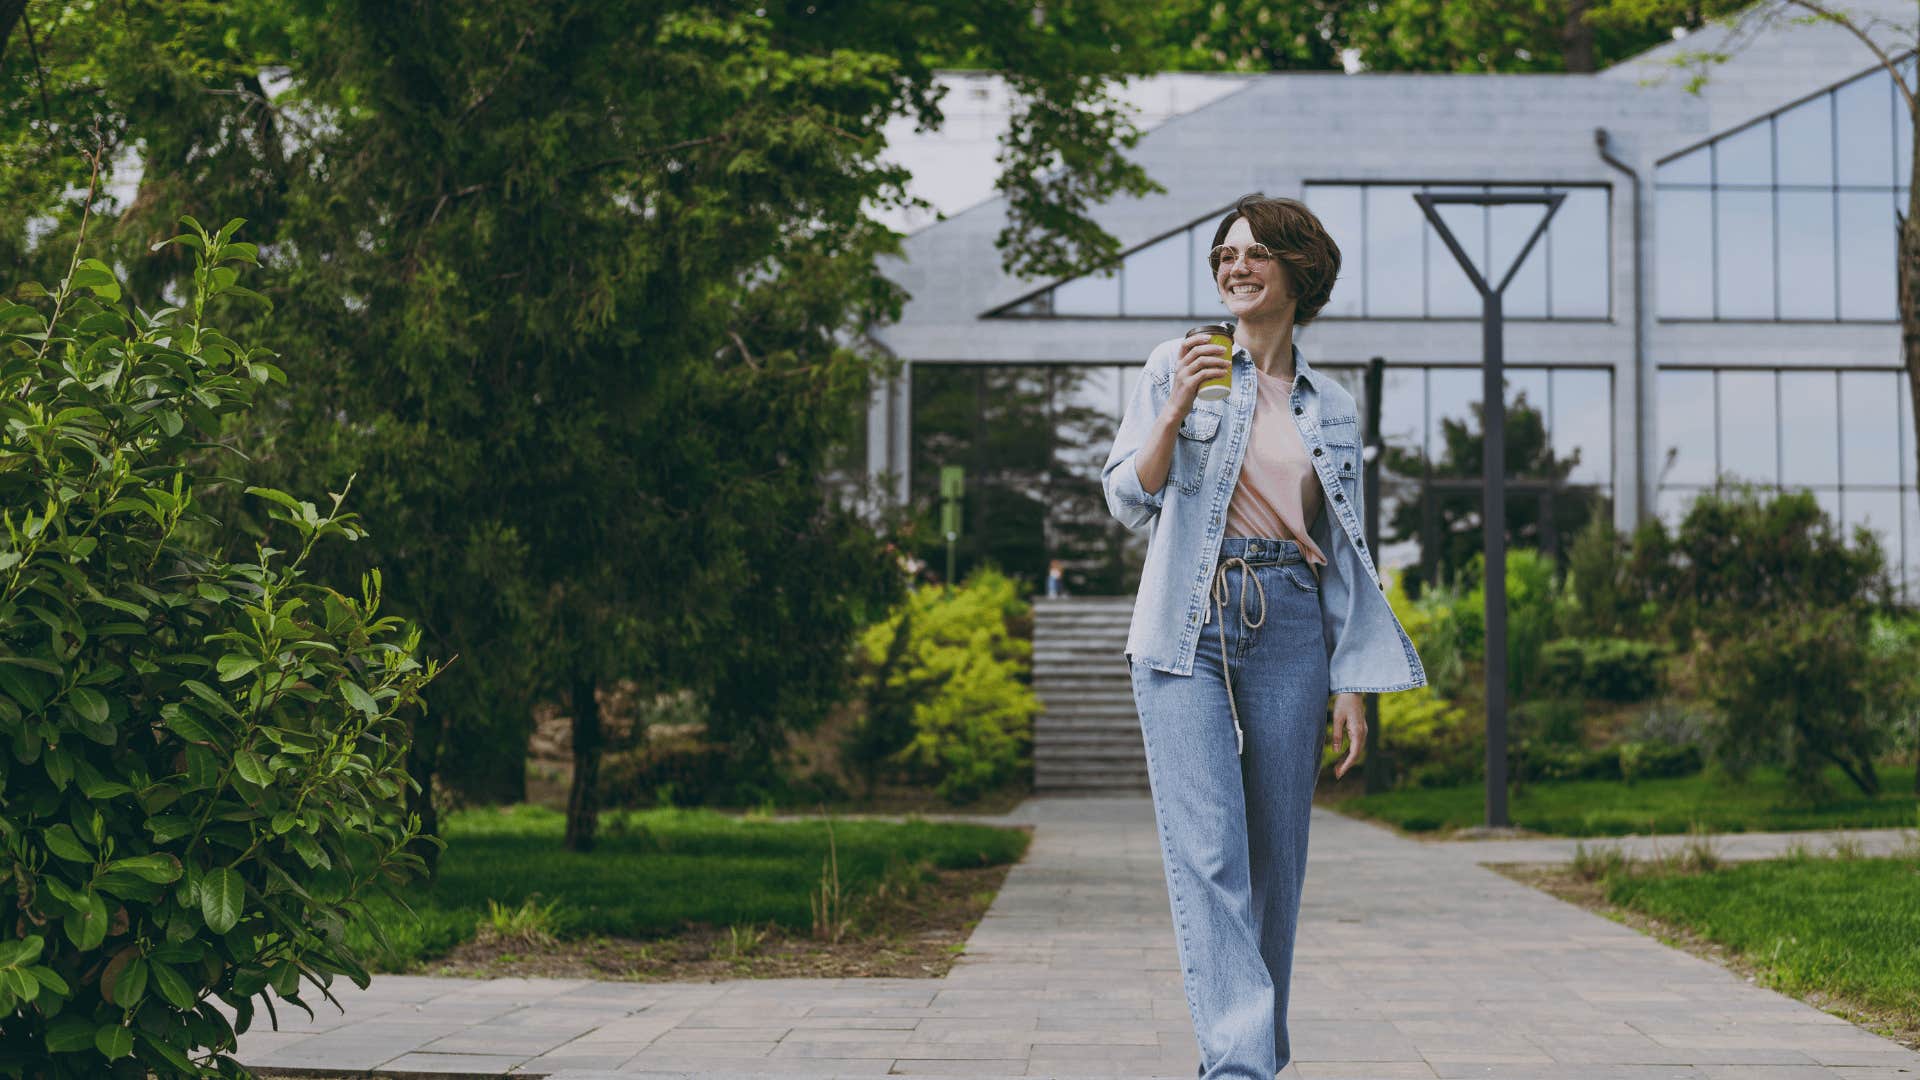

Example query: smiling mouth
[1229,284,1261,296]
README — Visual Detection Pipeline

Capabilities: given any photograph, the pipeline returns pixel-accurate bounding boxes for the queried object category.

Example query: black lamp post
[1411,191,1564,829]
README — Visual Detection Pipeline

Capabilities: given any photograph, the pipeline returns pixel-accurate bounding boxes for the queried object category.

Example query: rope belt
[1202,555,1267,756]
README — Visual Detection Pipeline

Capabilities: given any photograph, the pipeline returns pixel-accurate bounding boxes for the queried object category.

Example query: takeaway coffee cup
[1187,322,1233,402]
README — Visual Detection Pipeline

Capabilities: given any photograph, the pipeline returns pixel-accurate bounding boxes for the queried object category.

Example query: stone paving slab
[235,796,1920,1078]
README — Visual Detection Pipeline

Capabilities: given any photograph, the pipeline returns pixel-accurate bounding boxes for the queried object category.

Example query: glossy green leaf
[201,868,244,933]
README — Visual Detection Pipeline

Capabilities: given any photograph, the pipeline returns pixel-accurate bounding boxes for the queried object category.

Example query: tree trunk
[564,674,602,852]
[405,706,446,877]
[0,1,27,65]
[1563,0,1595,74]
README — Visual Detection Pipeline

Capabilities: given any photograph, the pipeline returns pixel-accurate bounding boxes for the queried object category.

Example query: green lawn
[1337,759,1920,836]
[343,804,1032,971]
[1606,853,1920,1026]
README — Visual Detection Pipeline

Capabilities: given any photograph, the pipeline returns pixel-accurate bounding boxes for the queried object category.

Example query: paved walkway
[235,798,1920,1078]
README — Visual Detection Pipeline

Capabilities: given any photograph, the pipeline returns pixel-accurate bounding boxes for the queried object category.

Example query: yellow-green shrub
[848,567,1039,803]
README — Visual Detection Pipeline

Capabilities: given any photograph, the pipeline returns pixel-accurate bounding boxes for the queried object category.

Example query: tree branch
[1783,0,1917,119]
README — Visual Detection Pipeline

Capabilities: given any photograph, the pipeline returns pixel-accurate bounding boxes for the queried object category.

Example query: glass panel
[1426,185,1486,316]
[1776,93,1835,187]
[1550,368,1612,488]
[1548,187,1608,318]
[1189,222,1223,317]
[1835,65,1895,187]
[1656,485,1701,528]
[1776,190,1837,319]
[1381,366,1425,453]
[1904,487,1920,604]
[1713,119,1772,186]
[1839,369,1901,484]
[1808,485,1842,531]
[1657,145,1711,186]
[1048,365,1130,594]
[1837,190,1897,319]
[1505,367,1550,423]
[1489,190,1549,317]
[1309,185,1364,318]
[1428,367,1482,472]
[1658,370,1716,485]
[1367,184,1426,317]
[1656,188,1714,317]
[1716,370,1778,486]
[1780,370,1840,486]
[1051,264,1121,316]
[1841,488,1902,572]
[1715,190,1773,318]
[1121,230,1190,317]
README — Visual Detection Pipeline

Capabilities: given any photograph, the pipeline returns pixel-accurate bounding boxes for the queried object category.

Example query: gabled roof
[1599,0,1917,138]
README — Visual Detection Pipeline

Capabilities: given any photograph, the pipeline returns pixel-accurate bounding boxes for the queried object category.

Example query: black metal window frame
[981,181,1613,323]
[1654,362,1917,600]
[1653,51,1917,324]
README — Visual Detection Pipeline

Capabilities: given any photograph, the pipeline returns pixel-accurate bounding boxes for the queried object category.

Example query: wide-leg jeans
[1128,536,1330,1079]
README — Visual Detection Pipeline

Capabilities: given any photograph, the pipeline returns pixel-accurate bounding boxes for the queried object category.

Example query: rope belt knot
[1203,554,1266,756]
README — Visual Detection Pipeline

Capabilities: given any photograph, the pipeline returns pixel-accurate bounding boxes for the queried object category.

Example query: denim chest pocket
[1319,417,1360,503]
[1173,404,1223,494]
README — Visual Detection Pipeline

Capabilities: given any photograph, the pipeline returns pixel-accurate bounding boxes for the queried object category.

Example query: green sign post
[939,466,964,592]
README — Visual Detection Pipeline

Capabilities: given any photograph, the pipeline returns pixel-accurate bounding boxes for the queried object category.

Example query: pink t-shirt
[1224,364,1329,576]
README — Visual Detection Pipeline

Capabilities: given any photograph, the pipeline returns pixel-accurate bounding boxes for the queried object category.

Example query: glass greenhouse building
[864,9,1920,603]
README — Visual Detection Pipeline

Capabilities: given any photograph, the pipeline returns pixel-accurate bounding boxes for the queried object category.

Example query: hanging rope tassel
[1203,555,1266,757]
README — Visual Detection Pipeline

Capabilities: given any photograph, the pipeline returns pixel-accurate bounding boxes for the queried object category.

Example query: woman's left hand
[1330,692,1367,778]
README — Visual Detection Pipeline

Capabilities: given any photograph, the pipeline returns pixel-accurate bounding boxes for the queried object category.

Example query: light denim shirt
[1102,336,1428,694]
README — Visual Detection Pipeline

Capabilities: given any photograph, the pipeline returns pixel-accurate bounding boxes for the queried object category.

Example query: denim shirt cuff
[1114,454,1164,513]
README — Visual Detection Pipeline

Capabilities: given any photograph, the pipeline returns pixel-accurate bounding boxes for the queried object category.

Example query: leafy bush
[848,566,1039,803]
[0,218,438,1076]
[1655,482,1893,647]
[1695,603,1897,801]
[1510,697,1584,747]
[1539,637,1665,702]
[1510,738,1701,784]
[1373,683,1480,788]
[1413,549,1576,699]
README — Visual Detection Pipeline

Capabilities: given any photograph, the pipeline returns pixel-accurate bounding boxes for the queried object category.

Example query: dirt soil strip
[1487,861,1920,1055]
[415,858,1017,982]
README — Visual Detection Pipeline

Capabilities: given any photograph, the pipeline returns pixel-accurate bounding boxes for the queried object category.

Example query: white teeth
[1231,285,1260,294]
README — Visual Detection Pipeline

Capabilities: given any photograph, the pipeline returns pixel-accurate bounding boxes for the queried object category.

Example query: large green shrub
[849,566,1038,803]
[1408,548,1575,699]
[1539,637,1665,702]
[1669,485,1901,799]
[0,218,437,1076]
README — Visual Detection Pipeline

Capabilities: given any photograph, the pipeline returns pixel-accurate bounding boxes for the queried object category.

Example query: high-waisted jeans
[1128,536,1330,1079]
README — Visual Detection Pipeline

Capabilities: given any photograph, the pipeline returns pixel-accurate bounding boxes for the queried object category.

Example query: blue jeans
[1128,536,1330,1079]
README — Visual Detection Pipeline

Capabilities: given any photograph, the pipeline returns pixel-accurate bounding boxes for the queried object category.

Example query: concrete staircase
[1031,596,1149,794]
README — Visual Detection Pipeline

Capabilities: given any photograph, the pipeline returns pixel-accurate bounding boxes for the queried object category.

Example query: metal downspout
[1595,126,1647,529]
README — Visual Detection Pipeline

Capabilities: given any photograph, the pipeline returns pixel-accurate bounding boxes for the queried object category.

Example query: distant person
[1100,193,1429,1079]
[1046,559,1066,598]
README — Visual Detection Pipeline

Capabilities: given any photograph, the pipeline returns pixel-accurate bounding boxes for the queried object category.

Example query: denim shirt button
[1293,405,1303,415]
[1312,447,1323,456]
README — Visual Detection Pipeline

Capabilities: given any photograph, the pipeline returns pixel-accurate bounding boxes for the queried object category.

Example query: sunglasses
[1208,243,1277,273]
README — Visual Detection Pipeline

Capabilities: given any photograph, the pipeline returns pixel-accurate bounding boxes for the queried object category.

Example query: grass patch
[1494,827,1920,1052]
[1337,759,1919,836]
[345,804,1031,972]
[1603,854,1920,1023]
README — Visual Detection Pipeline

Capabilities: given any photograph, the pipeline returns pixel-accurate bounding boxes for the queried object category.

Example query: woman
[1101,194,1428,1079]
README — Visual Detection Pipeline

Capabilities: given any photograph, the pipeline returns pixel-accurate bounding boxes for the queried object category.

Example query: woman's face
[1216,217,1295,323]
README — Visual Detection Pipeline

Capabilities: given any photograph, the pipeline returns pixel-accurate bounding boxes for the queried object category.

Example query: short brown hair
[1209,194,1342,327]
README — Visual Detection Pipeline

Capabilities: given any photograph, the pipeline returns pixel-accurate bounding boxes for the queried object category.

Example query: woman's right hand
[1167,332,1232,416]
